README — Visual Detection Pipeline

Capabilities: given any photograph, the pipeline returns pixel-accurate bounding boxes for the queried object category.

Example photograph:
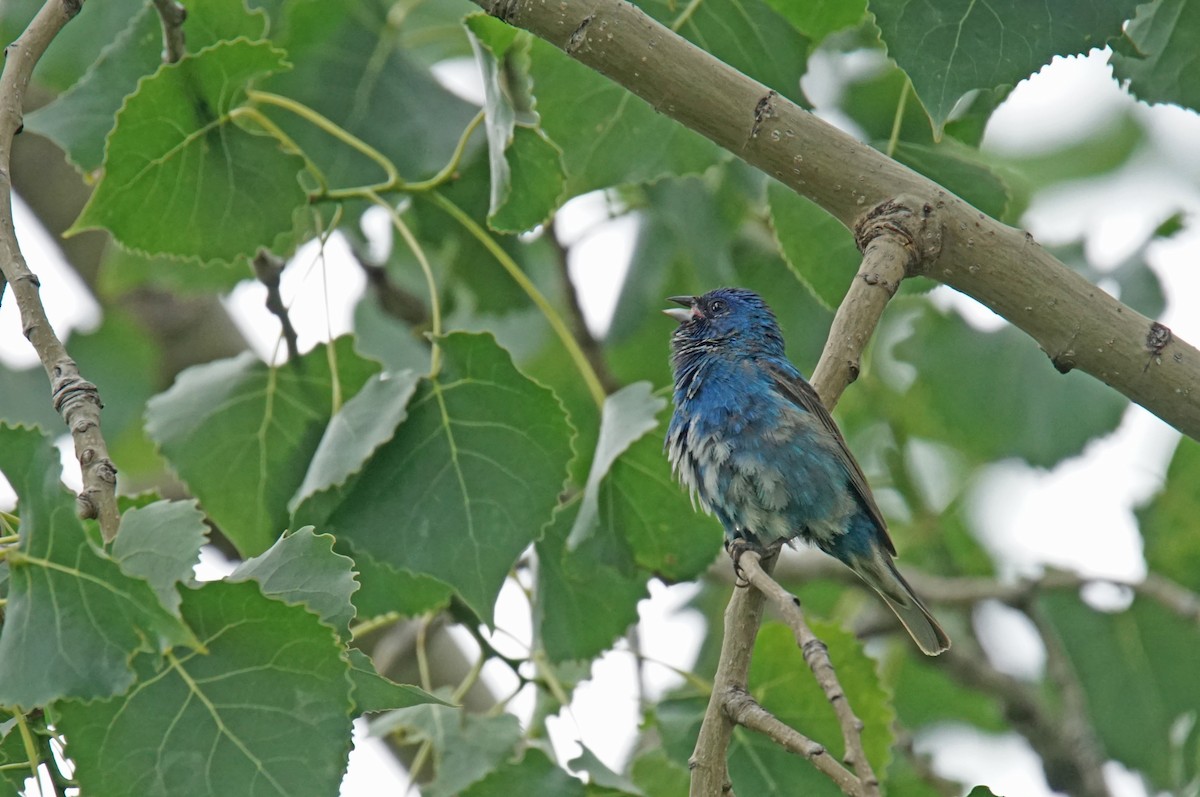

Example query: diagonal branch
[0,0,120,540]
[470,0,1200,441]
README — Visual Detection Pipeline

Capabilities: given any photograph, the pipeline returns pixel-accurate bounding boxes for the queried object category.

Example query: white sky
[2,45,1199,797]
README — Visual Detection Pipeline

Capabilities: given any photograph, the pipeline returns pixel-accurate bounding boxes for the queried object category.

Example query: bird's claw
[725,536,770,588]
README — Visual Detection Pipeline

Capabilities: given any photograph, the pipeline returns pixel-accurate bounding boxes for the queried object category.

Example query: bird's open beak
[663,295,697,323]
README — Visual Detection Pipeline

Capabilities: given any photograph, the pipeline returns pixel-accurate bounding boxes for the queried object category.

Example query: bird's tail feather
[846,550,950,656]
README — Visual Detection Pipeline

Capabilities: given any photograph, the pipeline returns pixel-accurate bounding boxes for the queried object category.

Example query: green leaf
[602,406,724,580]
[290,370,422,524]
[112,499,209,615]
[26,0,268,174]
[528,38,722,198]
[467,14,566,233]
[8,0,142,92]
[569,746,643,794]
[229,527,359,636]
[371,705,521,797]
[569,382,665,548]
[145,338,379,557]
[260,0,481,187]
[630,748,690,797]
[54,580,354,797]
[343,544,454,620]
[767,181,860,310]
[763,0,868,41]
[892,304,1128,467]
[0,716,31,794]
[892,140,1011,221]
[329,332,573,621]
[1111,0,1200,112]
[885,650,1006,731]
[345,649,452,714]
[966,788,1003,797]
[463,748,588,797]
[97,244,250,297]
[1041,592,1200,789]
[70,39,307,263]
[0,425,195,709]
[536,504,646,663]
[871,0,1141,131]
[1137,437,1200,592]
[637,0,811,106]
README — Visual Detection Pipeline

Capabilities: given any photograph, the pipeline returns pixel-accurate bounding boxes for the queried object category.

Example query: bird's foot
[724,534,777,588]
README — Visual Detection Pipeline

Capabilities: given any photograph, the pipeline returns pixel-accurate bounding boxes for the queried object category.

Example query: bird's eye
[709,299,726,315]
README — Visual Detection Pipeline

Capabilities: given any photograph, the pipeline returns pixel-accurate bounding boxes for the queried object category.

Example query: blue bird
[664,287,949,655]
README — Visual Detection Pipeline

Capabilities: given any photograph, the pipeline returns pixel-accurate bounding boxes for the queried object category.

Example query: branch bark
[738,551,879,796]
[469,0,1200,441]
[0,0,121,540]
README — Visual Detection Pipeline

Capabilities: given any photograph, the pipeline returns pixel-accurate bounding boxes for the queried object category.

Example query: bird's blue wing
[764,361,897,556]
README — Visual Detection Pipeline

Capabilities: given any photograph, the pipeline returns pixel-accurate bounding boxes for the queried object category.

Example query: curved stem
[229,105,330,195]
[367,191,443,376]
[886,80,909,158]
[247,89,400,194]
[428,191,608,407]
[397,110,485,194]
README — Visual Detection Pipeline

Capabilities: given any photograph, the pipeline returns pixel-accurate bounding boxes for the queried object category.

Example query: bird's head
[664,287,785,358]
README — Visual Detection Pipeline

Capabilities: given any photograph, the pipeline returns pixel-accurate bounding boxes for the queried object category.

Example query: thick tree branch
[0,0,120,540]
[471,0,1200,441]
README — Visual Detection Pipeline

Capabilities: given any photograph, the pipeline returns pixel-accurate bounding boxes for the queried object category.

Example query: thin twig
[346,242,430,328]
[150,0,187,63]
[724,685,860,793]
[738,551,879,796]
[251,250,300,362]
[548,215,620,393]
[0,0,121,540]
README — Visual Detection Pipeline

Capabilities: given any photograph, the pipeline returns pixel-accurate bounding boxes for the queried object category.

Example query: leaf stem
[886,79,909,159]
[14,711,41,785]
[349,610,402,640]
[246,89,400,194]
[366,191,442,376]
[397,110,485,194]
[428,191,608,407]
[0,533,18,545]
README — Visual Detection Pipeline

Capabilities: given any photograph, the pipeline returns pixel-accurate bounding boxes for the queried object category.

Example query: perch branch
[470,0,1200,441]
[689,552,773,796]
[738,551,879,796]
[0,0,120,540]
[724,685,860,793]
